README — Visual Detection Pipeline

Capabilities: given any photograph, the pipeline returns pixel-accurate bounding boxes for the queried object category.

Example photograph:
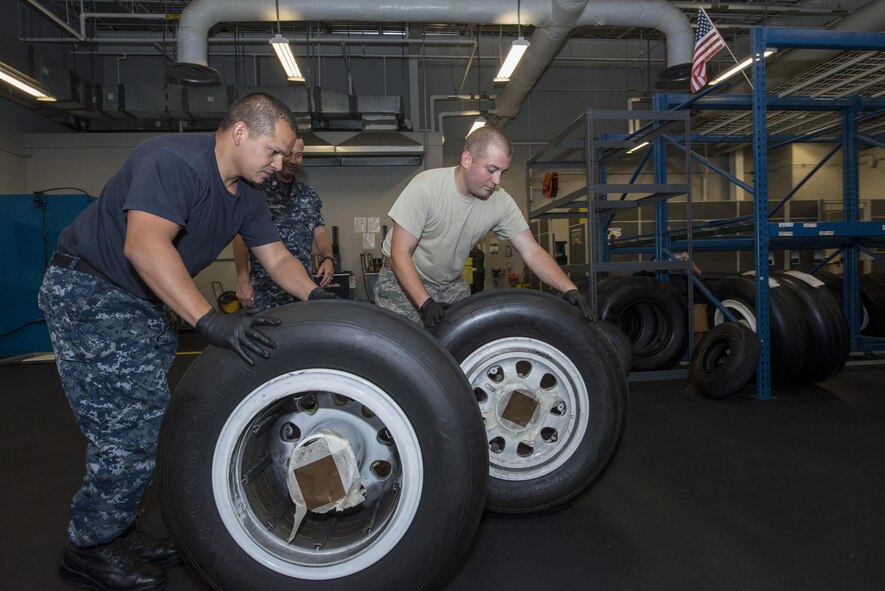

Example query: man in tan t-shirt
[375,125,590,327]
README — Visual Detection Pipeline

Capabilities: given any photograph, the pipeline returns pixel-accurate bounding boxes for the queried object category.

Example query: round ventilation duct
[168,62,221,85]
[658,62,691,83]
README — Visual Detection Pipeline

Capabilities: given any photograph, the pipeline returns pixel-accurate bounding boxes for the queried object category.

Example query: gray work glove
[195,309,279,365]
[308,287,340,301]
[419,298,451,329]
[562,289,592,320]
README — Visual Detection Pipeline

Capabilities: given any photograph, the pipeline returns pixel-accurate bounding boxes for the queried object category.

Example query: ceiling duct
[333,131,423,166]
[301,131,424,167]
[301,131,335,154]
[172,0,693,125]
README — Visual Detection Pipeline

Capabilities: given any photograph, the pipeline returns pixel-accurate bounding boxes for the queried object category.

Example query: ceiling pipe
[24,0,84,40]
[493,0,692,123]
[24,0,172,41]
[430,94,497,133]
[171,0,692,124]
[493,0,589,124]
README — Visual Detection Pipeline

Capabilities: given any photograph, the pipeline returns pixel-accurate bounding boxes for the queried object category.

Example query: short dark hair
[464,126,511,159]
[219,92,298,137]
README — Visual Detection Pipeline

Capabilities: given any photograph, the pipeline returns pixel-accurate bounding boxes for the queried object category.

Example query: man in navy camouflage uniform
[39,92,337,591]
[233,135,335,310]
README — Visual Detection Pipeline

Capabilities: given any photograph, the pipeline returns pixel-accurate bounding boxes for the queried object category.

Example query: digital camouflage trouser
[38,262,177,547]
[373,265,471,325]
[251,285,297,311]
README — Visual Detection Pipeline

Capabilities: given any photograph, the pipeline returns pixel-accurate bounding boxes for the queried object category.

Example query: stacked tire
[596,276,689,372]
[816,271,885,337]
[703,270,849,389]
[777,271,849,383]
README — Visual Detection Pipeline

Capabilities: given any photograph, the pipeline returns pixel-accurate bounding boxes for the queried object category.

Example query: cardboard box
[693,303,709,334]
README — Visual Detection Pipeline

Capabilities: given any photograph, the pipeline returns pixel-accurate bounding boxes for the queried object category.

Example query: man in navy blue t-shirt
[38,92,335,591]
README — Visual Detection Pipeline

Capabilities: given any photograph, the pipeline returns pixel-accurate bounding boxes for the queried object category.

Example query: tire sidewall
[689,322,760,398]
[159,302,487,591]
[433,289,628,515]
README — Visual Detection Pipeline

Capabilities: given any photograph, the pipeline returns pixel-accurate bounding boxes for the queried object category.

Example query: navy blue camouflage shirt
[250,175,325,290]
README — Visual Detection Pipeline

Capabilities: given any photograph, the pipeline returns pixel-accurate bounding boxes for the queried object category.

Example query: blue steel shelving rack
[609,27,885,399]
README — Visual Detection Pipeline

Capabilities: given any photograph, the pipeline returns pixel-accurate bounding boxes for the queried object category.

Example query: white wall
[0,99,69,194]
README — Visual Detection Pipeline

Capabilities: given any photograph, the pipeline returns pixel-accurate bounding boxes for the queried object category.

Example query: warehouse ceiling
[4,0,884,139]
[13,1,857,41]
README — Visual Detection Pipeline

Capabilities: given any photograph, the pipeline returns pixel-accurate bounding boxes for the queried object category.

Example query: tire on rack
[812,271,844,305]
[861,273,885,337]
[778,271,850,383]
[689,322,760,399]
[157,301,488,591]
[431,289,628,516]
[597,276,689,371]
[596,319,633,375]
[709,274,808,386]
[816,271,872,334]
[597,278,658,358]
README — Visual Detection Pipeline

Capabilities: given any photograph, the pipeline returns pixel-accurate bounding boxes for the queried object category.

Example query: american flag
[691,8,725,93]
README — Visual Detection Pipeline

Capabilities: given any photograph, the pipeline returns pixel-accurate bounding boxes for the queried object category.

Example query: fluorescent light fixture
[626,141,650,154]
[494,37,530,83]
[269,34,304,82]
[467,116,487,137]
[709,49,776,86]
[0,64,55,101]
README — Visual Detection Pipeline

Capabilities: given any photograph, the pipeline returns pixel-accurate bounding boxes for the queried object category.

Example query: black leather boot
[120,527,180,568]
[59,539,167,591]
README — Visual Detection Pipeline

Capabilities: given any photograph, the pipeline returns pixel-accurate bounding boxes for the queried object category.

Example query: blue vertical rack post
[751,28,885,397]
[751,27,774,399]
[842,98,861,350]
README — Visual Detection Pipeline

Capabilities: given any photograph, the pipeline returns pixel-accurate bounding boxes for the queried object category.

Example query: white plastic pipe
[174,0,693,121]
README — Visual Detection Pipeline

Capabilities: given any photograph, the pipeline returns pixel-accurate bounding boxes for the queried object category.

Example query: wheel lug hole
[280,421,301,442]
[297,394,318,413]
[489,436,505,454]
[371,460,392,479]
[377,428,394,446]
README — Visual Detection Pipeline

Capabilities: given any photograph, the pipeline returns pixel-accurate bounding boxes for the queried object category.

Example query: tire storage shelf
[526,107,694,382]
[636,26,885,400]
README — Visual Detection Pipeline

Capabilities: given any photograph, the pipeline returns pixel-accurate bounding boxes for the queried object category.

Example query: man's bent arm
[389,223,431,309]
[124,210,214,326]
[232,234,255,306]
[253,241,318,301]
[313,226,335,287]
[510,229,578,293]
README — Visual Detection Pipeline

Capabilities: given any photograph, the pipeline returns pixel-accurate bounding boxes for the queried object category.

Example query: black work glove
[419,298,451,329]
[308,287,340,301]
[562,289,592,321]
[195,309,280,365]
